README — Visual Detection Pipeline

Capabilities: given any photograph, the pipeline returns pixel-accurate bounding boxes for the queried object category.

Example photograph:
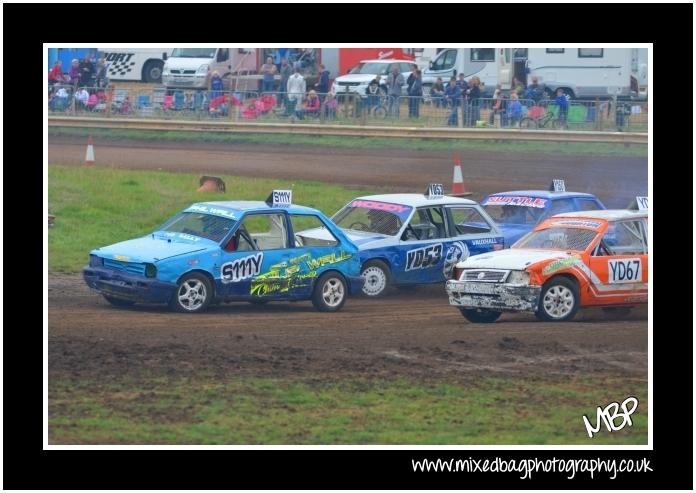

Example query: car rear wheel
[170,273,212,313]
[103,295,135,308]
[361,260,391,297]
[535,277,579,322]
[519,117,537,129]
[312,272,347,312]
[460,308,501,323]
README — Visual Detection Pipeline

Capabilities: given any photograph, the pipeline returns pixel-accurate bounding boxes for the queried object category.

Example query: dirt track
[48,137,647,207]
[49,274,647,382]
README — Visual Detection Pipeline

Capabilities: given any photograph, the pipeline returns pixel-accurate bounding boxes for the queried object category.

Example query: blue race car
[297,185,504,297]
[83,191,364,313]
[481,185,606,246]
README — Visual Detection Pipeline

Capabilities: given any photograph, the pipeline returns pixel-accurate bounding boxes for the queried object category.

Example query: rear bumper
[446,280,541,312]
[83,266,176,303]
[346,275,365,296]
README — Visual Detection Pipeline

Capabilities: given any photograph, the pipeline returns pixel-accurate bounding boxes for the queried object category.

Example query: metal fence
[48,84,648,132]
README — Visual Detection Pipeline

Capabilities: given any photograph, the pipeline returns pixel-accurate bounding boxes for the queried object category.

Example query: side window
[578,48,603,58]
[548,199,575,215]
[399,63,413,74]
[403,207,447,241]
[432,49,457,71]
[603,220,646,254]
[576,198,602,211]
[217,48,229,62]
[449,207,492,235]
[290,214,339,247]
[237,213,288,251]
[470,48,495,62]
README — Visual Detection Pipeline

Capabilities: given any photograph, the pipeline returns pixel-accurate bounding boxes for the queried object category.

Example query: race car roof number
[550,179,566,192]
[266,189,292,207]
[635,196,648,210]
[426,183,444,199]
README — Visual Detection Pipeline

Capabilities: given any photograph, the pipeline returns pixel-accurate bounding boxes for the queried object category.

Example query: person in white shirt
[75,87,89,109]
[285,67,306,113]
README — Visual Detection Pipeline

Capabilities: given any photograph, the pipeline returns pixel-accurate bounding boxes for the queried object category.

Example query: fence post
[319,99,325,124]
[106,85,114,117]
[459,101,464,128]
[360,95,367,126]
[594,98,600,131]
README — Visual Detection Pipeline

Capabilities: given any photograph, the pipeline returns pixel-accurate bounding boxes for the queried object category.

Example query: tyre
[460,308,501,323]
[535,277,579,322]
[373,106,387,118]
[103,295,135,308]
[311,272,347,312]
[143,60,164,83]
[361,259,391,297]
[170,272,212,313]
[519,117,537,129]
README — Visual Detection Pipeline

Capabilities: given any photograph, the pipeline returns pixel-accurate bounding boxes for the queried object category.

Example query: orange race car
[445,208,648,323]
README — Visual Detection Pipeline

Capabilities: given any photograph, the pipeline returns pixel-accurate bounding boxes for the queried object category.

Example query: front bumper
[83,266,176,304]
[445,280,541,312]
[346,275,365,296]
[162,74,207,88]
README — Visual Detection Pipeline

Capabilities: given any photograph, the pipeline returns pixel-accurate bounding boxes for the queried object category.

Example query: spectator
[286,67,306,115]
[507,92,522,127]
[48,60,64,86]
[210,71,223,99]
[94,58,109,88]
[79,53,95,88]
[465,76,482,126]
[69,59,80,86]
[74,87,90,111]
[456,73,467,90]
[554,88,569,126]
[120,96,131,115]
[86,92,98,111]
[386,65,404,117]
[49,86,70,111]
[431,77,445,108]
[278,57,292,108]
[295,90,320,120]
[365,75,384,114]
[512,76,525,96]
[524,76,546,104]
[324,92,338,120]
[489,86,504,126]
[408,69,423,118]
[314,64,330,101]
[444,76,462,126]
[261,56,277,94]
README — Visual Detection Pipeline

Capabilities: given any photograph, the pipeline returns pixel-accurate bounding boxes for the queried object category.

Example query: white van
[162,48,257,91]
[422,48,498,97]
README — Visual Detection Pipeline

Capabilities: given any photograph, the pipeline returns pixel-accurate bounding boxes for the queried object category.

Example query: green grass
[49,126,647,157]
[49,375,648,445]
[48,165,376,272]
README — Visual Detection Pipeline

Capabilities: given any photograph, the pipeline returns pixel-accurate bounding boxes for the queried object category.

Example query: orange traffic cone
[84,135,95,167]
[450,154,472,196]
[197,175,226,193]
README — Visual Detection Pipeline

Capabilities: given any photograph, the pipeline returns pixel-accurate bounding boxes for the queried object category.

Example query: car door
[444,205,504,276]
[217,211,294,299]
[396,206,450,283]
[587,218,648,305]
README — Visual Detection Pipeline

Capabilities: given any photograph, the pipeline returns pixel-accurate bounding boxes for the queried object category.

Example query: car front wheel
[535,277,579,322]
[460,308,501,323]
[170,273,212,313]
[312,272,347,312]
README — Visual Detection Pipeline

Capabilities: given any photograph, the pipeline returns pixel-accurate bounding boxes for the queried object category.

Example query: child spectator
[507,92,522,127]
[324,92,337,120]
[554,88,569,126]
[488,86,504,126]
[511,76,525,96]
[365,75,384,114]
[120,96,131,115]
[74,87,89,111]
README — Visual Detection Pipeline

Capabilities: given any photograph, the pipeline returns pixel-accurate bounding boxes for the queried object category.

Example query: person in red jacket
[48,60,64,86]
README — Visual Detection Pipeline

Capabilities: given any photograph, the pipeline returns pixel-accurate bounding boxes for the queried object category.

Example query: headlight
[507,270,530,285]
[145,263,157,278]
[89,255,103,267]
[197,64,210,75]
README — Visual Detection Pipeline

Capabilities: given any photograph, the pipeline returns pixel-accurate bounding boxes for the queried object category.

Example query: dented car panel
[446,210,649,315]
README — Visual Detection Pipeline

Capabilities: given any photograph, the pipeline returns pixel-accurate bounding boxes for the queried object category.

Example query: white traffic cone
[85,135,95,167]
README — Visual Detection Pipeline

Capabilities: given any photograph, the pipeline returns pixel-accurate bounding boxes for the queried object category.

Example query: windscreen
[513,227,598,251]
[349,62,390,75]
[159,212,237,243]
[171,48,216,58]
[332,200,412,236]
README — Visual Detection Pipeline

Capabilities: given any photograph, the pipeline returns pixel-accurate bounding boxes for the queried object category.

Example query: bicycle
[519,105,567,129]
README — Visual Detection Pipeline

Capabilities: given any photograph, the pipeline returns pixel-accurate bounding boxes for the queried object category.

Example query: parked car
[331,59,415,97]
[445,208,648,323]
[297,186,504,297]
[83,192,364,313]
[481,183,606,245]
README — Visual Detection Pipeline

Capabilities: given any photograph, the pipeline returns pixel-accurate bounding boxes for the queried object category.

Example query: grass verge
[48,165,375,273]
[49,126,647,157]
[49,375,648,445]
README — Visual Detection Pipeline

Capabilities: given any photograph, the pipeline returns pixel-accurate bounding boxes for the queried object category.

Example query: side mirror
[162,52,168,61]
